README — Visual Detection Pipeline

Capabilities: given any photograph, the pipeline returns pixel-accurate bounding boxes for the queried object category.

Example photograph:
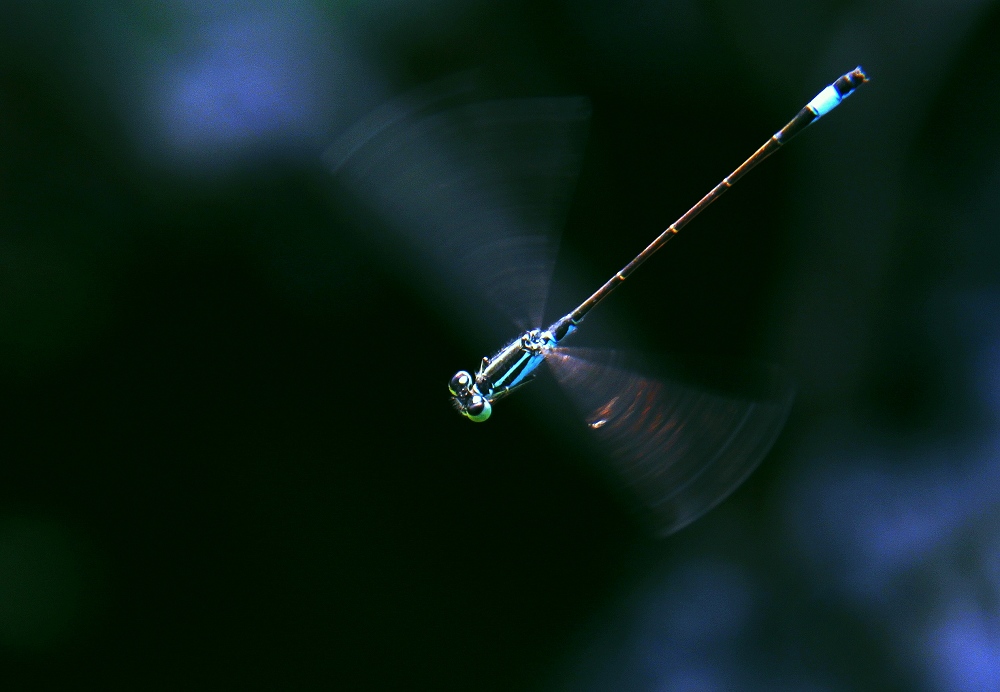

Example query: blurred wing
[326,81,590,333]
[548,347,795,536]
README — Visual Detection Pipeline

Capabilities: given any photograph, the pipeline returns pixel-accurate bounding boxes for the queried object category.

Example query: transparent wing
[326,81,590,334]
[547,347,795,536]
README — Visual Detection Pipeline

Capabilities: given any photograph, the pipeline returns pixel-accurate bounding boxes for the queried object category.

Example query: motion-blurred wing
[326,81,590,334]
[548,347,794,536]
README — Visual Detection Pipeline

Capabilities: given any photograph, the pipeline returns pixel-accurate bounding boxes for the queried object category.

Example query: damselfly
[328,67,868,534]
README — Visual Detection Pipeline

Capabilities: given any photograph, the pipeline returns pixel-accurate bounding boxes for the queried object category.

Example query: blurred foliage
[2,0,999,690]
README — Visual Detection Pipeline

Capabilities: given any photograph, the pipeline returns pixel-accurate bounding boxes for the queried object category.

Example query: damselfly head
[448,370,492,422]
[448,389,492,422]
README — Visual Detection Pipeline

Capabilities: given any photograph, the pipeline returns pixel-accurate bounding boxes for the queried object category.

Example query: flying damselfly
[327,67,868,534]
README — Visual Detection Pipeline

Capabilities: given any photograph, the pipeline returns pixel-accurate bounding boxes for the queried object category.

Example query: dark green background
[3,1,999,690]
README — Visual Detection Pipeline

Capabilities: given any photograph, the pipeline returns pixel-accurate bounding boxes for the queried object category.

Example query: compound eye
[448,370,472,395]
[465,395,492,422]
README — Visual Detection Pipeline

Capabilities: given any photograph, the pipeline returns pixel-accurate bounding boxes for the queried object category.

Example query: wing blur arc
[547,347,795,536]
[327,82,591,335]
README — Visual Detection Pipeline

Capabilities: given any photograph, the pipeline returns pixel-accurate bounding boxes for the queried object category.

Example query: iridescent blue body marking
[807,85,842,117]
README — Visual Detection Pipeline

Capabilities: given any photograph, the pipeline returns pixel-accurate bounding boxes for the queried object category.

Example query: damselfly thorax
[448,318,577,421]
